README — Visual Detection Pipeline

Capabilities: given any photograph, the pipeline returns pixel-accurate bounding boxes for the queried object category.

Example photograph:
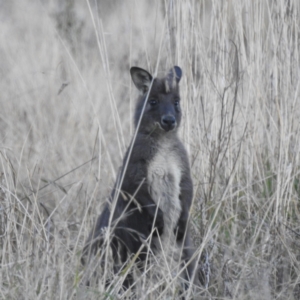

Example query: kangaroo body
[83,66,197,290]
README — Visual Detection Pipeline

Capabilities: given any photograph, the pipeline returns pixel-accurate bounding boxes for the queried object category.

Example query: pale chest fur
[147,138,182,241]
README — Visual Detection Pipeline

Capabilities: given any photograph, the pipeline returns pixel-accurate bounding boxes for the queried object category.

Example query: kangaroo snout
[161,115,176,131]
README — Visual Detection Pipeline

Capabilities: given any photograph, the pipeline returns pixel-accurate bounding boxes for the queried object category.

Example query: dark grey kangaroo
[82,66,198,292]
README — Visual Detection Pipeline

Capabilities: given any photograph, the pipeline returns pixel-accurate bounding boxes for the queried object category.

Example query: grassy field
[1,0,300,299]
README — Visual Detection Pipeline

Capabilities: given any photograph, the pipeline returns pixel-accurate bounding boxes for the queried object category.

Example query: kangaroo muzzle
[161,115,177,131]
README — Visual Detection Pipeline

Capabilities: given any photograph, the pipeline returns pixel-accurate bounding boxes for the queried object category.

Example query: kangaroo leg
[179,229,201,296]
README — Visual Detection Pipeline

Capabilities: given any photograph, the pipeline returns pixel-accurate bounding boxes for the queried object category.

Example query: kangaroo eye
[174,99,180,106]
[149,99,157,106]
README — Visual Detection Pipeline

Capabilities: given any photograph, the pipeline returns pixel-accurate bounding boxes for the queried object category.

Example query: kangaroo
[82,66,198,293]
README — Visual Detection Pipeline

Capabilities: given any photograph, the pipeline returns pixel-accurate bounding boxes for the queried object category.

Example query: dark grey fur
[82,66,197,291]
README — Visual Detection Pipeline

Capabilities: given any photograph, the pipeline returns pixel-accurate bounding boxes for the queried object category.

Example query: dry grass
[1,0,300,299]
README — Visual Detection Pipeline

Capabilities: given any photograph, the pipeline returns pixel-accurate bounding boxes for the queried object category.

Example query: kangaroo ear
[167,66,182,84]
[130,67,153,93]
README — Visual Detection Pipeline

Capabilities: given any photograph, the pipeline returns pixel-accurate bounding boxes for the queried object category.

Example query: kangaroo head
[130,66,182,134]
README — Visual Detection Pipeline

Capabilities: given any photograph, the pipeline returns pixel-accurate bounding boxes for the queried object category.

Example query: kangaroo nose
[161,115,176,131]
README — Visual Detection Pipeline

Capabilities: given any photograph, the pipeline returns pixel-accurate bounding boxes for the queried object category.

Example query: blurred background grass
[1,1,300,299]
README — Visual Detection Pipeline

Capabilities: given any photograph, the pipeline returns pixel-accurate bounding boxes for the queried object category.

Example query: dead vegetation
[1,0,300,299]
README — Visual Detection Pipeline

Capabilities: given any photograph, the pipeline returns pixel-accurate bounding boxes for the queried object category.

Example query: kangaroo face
[131,66,182,134]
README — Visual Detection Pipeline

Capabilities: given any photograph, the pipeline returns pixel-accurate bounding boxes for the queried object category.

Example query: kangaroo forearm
[177,182,193,241]
[121,182,160,215]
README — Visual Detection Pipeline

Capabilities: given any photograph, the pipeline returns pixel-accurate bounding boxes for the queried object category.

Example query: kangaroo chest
[147,141,182,238]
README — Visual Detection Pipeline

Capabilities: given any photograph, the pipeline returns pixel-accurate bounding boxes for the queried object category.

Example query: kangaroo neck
[137,126,178,141]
